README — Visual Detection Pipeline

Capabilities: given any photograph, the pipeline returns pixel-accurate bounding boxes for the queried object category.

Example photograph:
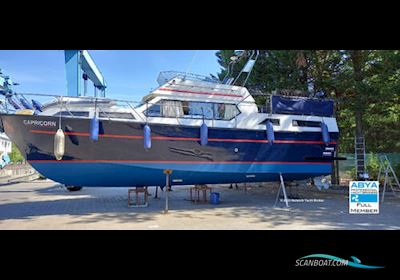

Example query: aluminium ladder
[378,155,400,203]
[355,136,367,179]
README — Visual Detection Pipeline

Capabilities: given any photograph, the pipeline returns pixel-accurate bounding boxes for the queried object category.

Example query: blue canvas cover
[271,95,334,117]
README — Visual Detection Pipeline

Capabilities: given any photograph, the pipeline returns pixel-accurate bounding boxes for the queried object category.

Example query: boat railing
[1,91,270,114]
[161,80,240,94]
[157,71,221,86]
[1,92,333,129]
[0,92,148,122]
[1,92,250,128]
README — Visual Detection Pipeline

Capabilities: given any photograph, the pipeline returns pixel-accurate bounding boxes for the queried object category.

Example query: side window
[214,103,239,120]
[184,102,214,119]
[260,118,280,126]
[144,100,240,120]
[161,100,184,118]
[145,101,184,118]
[145,103,161,117]
[292,120,321,127]
[182,101,189,115]
[53,111,89,117]
[214,103,226,120]
[99,112,135,120]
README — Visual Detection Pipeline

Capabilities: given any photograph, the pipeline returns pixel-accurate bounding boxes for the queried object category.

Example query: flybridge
[157,71,221,85]
[155,71,248,100]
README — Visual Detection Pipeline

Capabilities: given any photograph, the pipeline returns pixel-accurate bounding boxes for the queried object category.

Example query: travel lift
[0,69,15,94]
[64,50,107,97]
[62,50,107,192]
[0,69,19,111]
[64,51,169,210]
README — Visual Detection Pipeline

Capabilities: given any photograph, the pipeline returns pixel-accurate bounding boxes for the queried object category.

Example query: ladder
[378,155,400,203]
[355,136,367,179]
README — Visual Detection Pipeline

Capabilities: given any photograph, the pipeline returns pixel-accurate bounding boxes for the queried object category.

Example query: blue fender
[200,123,208,146]
[320,122,330,145]
[19,98,33,110]
[266,121,275,145]
[144,124,151,149]
[90,117,99,142]
[6,96,22,110]
[31,99,43,112]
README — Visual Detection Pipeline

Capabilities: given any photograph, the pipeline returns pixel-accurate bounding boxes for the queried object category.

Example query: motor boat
[0,51,339,189]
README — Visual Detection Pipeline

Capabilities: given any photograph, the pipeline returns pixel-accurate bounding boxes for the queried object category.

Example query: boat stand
[189,185,212,204]
[274,173,290,208]
[128,187,149,208]
[154,186,160,199]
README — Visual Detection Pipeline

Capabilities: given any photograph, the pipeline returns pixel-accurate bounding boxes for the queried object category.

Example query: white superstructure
[36,71,338,134]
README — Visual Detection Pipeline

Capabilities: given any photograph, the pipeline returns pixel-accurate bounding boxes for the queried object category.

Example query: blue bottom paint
[31,162,331,187]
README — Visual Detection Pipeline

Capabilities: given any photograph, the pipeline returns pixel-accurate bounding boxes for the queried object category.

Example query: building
[0,133,11,155]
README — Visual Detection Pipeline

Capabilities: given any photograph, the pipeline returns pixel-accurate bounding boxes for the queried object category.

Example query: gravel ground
[0,180,399,230]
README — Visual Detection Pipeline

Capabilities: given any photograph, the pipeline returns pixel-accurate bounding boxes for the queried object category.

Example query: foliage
[215,50,400,153]
[9,143,24,163]
[339,155,378,181]
[366,153,381,180]
[394,162,400,179]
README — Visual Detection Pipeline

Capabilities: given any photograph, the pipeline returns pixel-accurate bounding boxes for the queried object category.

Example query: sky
[0,50,221,102]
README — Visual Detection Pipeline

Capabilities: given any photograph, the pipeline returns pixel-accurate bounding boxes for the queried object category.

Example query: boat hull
[0,114,338,187]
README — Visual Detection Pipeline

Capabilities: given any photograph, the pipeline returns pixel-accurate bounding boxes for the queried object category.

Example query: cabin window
[260,118,280,126]
[145,101,184,118]
[161,100,184,118]
[183,102,238,120]
[145,100,240,120]
[53,111,89,117]
[145,104,161,117]
[292,120,321,127]
[214,103,238,120]
[185,102,214,119]
[99,112,135,120]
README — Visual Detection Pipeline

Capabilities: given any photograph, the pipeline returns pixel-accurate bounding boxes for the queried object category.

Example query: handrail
[164,81,239,93]
[158,71,221,85]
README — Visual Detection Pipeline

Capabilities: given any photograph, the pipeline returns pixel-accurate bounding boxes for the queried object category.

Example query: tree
[215,50,400,153]
[215,50,400,182]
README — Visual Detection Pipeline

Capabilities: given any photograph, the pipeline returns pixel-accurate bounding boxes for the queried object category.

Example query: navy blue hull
[0,114,338,187]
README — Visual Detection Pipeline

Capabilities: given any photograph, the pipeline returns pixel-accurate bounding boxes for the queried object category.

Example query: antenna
[184,50,198,79]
